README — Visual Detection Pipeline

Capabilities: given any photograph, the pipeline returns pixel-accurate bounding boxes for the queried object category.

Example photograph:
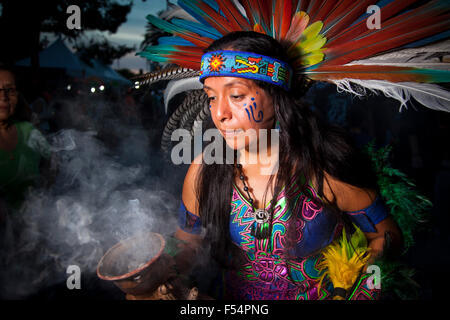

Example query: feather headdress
[137,0,450,114]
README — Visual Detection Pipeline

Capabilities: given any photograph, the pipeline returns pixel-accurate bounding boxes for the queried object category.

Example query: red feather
[326,0,418,47]
[189,0,233,35]
[165,56,202,69]
[306,65,444,83]
[216,0,251,31]
[239,0,271,32]
[299,0,311,12]
[173,31,214,48]
[322,15,450,66]
[322,0,374,39]
[306,0,324,19]
[258,0,273,32]
[239,0,255,26]
[273,0,293,40]
[309,0,339,23]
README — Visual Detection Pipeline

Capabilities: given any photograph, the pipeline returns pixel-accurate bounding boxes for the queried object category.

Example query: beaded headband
[199,50,292,91]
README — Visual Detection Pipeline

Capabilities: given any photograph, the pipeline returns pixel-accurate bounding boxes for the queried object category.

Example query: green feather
[364,142,432,251]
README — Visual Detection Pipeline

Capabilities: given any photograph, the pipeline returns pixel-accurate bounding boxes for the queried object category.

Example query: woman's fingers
[187,287,199,300]
[158,283,176,300]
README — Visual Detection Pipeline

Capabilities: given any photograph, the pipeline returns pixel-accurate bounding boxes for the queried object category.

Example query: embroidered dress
[178,175,384,300]
[225,176,380,300]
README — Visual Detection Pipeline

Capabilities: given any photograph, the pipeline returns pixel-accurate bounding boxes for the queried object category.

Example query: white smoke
[0,94,183,299]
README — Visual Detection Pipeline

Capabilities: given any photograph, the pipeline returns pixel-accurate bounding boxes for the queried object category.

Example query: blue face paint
[244,98,263,123]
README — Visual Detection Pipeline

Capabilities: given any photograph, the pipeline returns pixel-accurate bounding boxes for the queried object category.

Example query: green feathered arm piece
[364,142,432,252]
[363,142,431,299]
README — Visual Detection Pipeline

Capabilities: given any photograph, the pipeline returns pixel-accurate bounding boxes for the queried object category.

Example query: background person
[0,65,52,212]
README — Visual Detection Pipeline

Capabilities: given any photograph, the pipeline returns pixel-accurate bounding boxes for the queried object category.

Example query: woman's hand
[125,281,199,300]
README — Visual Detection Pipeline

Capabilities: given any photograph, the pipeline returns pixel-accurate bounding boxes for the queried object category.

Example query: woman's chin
[223,136,257,151]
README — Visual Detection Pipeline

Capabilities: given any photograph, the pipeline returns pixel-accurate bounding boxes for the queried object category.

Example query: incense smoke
[0,92,187,299]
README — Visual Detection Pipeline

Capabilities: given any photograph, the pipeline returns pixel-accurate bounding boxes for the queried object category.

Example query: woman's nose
[214,97,232,122]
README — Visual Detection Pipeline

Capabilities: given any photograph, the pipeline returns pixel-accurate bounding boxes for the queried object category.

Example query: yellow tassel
[317,226,371,299]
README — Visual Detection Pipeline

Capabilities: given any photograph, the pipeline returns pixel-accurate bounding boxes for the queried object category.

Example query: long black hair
[196,31,377,266]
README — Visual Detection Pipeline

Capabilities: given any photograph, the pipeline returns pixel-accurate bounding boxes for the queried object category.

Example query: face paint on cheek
[245,97,264,123]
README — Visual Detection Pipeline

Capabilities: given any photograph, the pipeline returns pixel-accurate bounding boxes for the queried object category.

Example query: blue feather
[146,14,185,35]
[177,0,218,28]
[171,18,222,39]
[158,36,195,46]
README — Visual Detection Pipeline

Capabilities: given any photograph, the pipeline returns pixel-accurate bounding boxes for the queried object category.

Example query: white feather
[163,77,203,114]
[332,79,450,112]
[347,40,450,70]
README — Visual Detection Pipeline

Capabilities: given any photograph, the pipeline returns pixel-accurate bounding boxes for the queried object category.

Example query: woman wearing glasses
[0,65,51,213]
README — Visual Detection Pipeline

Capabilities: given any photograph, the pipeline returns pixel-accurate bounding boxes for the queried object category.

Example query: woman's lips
[220,128,244,137]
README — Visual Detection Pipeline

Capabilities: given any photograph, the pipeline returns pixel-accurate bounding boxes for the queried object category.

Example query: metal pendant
[251,209,270,239]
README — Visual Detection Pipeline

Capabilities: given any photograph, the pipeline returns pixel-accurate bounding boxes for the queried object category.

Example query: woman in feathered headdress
[133,0,449,300]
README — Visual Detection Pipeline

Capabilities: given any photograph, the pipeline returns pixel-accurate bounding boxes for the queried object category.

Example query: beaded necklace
[236,163,271,239]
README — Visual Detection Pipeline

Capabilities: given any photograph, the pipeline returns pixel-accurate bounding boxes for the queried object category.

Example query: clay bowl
[97,232,175,296]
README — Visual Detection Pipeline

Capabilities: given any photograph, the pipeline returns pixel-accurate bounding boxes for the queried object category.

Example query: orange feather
[284,11,310,43]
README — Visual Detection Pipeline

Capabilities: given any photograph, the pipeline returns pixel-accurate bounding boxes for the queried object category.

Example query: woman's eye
[207,96,216,103]
[231,95,244,100]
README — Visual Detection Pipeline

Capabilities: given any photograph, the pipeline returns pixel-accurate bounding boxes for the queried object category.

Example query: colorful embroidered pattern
[200,50,292,91]
[226,177,380,300]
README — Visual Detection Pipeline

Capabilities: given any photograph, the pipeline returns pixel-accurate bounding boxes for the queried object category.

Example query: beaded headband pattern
[199,50,292,91]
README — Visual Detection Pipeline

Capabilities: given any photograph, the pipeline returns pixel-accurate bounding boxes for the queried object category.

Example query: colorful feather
[239,0,272,34]
[322,18,450,67]
[284,11,310,43]
[216,0,251,31]
[272,0,293,40]
[177,0,233,35]
[146,14,214,48]
[138,0,450,112]
[331,79,450,112]
[171,18,223,39]
[317,226,371,299]
[326,0,418,47]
